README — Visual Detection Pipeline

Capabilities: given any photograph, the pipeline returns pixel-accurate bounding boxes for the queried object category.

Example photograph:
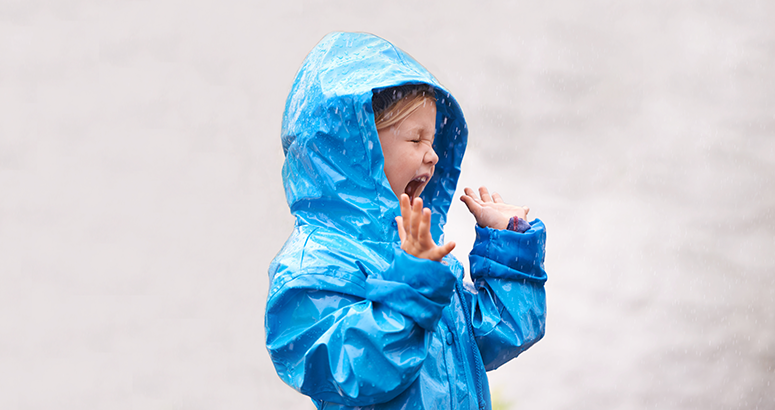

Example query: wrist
[481,218,509,230]
[497,217,509,230]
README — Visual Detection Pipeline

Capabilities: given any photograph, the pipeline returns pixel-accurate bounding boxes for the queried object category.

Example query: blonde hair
[374,90,436,131]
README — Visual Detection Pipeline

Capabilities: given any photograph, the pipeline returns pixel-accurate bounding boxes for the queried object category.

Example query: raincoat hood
[281,32,467,243]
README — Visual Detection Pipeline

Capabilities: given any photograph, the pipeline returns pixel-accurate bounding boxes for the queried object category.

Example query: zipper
[455,281,486,410]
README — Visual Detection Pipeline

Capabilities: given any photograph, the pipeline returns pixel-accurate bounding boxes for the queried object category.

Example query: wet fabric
[265,32,547,410]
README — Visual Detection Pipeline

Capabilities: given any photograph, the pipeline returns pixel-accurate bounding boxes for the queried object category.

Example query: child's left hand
[460,186,530,230]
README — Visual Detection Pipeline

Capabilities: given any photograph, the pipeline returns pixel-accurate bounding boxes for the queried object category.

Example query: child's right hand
[396,194,456,262]
[460,186,529,230]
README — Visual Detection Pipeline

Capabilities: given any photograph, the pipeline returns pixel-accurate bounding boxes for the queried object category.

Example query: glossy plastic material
[265,32,547,410]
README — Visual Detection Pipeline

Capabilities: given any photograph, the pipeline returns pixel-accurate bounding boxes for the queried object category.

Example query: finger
[523,206,530,218]
[492,192,504,203]
[464,187,486,205]
[400,193,410,216]
[479,186,492,202]
[418,207,433,243]
[410,197,423,238]
[400,194,412,234]
[460,194,482,215]
[395,216,406,243]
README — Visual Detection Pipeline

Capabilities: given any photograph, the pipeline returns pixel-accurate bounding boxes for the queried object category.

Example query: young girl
[265,32,547,410]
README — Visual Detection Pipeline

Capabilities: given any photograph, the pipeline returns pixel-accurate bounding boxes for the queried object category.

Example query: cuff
[365,249,456,330]
[469,219,547,283]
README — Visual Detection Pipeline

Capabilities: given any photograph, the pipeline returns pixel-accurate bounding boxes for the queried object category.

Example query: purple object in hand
[507,216,531,233]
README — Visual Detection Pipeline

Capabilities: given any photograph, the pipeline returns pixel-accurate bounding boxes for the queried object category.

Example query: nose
[424,145,439,165]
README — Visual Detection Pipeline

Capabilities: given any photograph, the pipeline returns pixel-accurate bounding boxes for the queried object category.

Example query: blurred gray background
[1,1,773,409]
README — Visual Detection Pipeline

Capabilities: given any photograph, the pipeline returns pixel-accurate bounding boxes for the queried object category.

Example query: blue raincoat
[265,32,547,410]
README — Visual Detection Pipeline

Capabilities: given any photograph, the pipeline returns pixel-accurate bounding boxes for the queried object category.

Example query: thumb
[431,241,456,261]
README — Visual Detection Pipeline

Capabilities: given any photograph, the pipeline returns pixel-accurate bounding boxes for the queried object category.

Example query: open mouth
[404,174,430,204]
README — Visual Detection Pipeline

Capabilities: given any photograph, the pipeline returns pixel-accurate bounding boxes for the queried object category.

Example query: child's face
[377,100,438,203]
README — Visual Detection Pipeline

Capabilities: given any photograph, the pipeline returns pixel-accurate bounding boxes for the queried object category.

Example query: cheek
[390,156,415,181]
[382,150,405,182]
[378,136,397,167]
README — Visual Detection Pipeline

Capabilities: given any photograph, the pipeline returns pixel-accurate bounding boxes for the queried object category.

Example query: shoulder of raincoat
[265,32,547,410]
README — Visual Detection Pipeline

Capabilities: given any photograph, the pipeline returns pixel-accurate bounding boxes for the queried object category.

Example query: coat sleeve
[462,219,547,371]
[265,240,457,407]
